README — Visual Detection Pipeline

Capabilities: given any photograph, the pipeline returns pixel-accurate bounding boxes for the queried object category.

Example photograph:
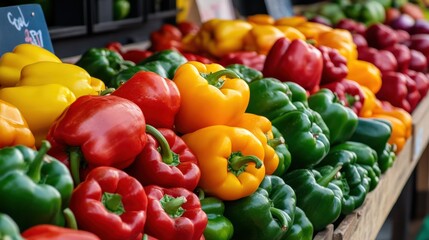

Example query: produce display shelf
[147,9,180,21]
[49,26,87,40]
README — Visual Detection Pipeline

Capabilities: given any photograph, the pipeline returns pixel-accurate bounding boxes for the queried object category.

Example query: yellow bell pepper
[182,125,265,200]
[247,14,275,25]
[0,44,61,87]
[173,61,250,134]
[0,99,35,148]
[17,62,106,98]
[0,84,76,147]
[317,29,358,61]
[232,113,279,175]
[274,16,307,27]
[347,60,382,94]
[243,25,286,55]
[359,86,377,118]
[294,22,332,42]
[275,26,306,41]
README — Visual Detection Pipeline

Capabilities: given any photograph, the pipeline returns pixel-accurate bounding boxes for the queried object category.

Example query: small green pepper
[138,50,187,79]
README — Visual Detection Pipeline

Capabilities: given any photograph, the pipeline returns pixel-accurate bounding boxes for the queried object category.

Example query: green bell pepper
[318,2,347,25]
[285,81,308,107]
[270,126,292,177]
[349,118,392,156]
[225,64,263,84]
[199,191,234,240]
[283,207,313,240]
[138,49,187,80]
[0,214,22,240]
[361,1,386,25]
[113,0,131,20]
[378,143,396,173]
[246,78,297,121]
[0,141,74,231]
[283,165,343,231]
[224,175,296,240]
[75,48,134,88]
[111,61,170,88]
[308,88,358,145]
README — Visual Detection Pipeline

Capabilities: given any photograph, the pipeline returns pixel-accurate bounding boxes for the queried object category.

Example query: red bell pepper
[122,49,153,64]
[177,21,200,36]
[144,185,207,240]
[218,51,266,71]
[150,24,183,52]
[365,24,398,49]
[406,70,429,98]
[22,225,100,240]
[408,34,429,64]
[105,42,123,54]
[335,18,366,35]
[318,45,348,84]
[358,47,398,73]
[320,79,366,115]
[352,33,368,49]
[182,52,213,64]
[384,44,411,73]
[70,167,148,240]
[112,71,180,129]
[263,38,323,91]
[127,125,200,191]
[46,95,147,184]
[409,49,428,72]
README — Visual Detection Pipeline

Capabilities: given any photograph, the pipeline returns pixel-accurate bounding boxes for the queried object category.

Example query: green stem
[28,140,50,183]
[203,69,240,88]
[102,192,125,215]
[69,148,81,186]
[345,93,359,107]
[268,136,285,148]
[63,208,78,230]
[99,88,116,96]
[317,165,342,187]
[161,195,187,218]
[145,125,175,165]
[197,188,205,200]
[270,207,289,232]
[229,154,263,171]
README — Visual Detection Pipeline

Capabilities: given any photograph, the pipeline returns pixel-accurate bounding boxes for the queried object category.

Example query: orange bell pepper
[0,99,35,148]
[247,14,275,25]
[359,86,377,117]
[182,125,265,201]
[294,22,333,42]
[231,113,279,175]
[317,29,358,61]
[275,26,306,41]
[347,60,382,94]
[173,61,250,134]
[373,100,412,138]
[243,25,285,55]
[275,16,307,27]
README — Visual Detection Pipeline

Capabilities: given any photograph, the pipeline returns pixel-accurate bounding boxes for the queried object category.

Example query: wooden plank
[314,224,334,240]
[412,95,429,162]
[333,212,359,240]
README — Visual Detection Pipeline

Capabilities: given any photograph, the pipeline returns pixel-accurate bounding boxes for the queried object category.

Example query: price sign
[0,4,53,55]
[195,0,235,22]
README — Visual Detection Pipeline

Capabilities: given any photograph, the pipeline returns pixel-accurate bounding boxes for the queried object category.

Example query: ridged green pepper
[225,64,263,83]
[343,1,386,26]
[224,175,296,240]
[283,207,313,240]
[0,213,22,240]
[271,126,292,177]
[285,81,308,107]
[110,62,170,88]
[138,49,187,79]
[378,143,396,173]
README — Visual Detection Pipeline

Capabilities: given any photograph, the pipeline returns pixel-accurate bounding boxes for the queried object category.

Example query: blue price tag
[0,4,53,55]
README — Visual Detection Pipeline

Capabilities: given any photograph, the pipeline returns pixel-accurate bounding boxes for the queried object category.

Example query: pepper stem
[99,88,116,96]
[161,195,187,218]
[27,140,50,183]
[270,207,289,232]
[64,208,78,230]
[268,136,285,148]
[197,188,205,200]
[102,192,125,215]
[145,125,178,166]
[69,148,82,186]
[228,152,263,176]
[202,69,240,88]
[317,165,342,187]
[345,93,359,107]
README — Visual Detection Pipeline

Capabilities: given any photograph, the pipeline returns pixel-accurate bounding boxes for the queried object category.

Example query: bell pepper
[263,38,323,91]
[409,49,427,72]
[182,52,213,64]
[177,21,200,36]
[344,1,386,26]
[224,64,263,84]
[218,51,266,71]
[112,71,180,129]
[138,50,187,80]
[75,48,135,87]
[271,126,292,177]
[198,190,233,240]
[144,185,207,240]
[0,99,35,148]
[365,24,398,49]
[126,125,200,191]
[294,22,333,43]
[224,175,296,240]
[246,77,297,121]
[359,85,377,117]
[150,24,183,52]
[18,62,105,98]
[70,166,147,240]
[349,118,392,157]
[283,207,313,240]
[385,44,411,73]
[272,109,330,169]
[315,2,346,25]
[243,25,286,55]
[335,18,366,35]
[46,95,147,184]
[283,165,343,231]
[357,47,398,73]
[0,43,61,87]
[409,34,429,64]
[317,29,358,62]
[113,62,171,88]
[274,25,306,41]
[0,141,73,231]
[274,16,308,27]
[0,213,23,240]
[286,81,309,105]
[318,45,348,84]
[113,0,130,20]
[378,143,397,173]
[173,62,249,134]
[0,84,76,147]
[121,49,153,64]
[22,225,100,240]
[309,88,358,145]
[347,59,382,94]
[407,70,429,98]
[182,125,265,200]
[247,14,275,25]
[320,79,366,115]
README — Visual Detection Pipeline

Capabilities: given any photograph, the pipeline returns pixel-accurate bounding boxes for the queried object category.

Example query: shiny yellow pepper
[243,25,286,55]
[17,62,106,98]
[275,25,306,41]
[0,84,76,147]
[317,29,358,62]
[0,44,61,87]
[0,99,35,148]
[182,125,265,201]
[246,14,275,25]
[347,60,382,94]
[294,22,333,43]
[173,61,250,134]
[274,16,308,27]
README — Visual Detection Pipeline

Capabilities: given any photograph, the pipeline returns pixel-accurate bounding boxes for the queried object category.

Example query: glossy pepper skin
[357,47,398,73]
[283,165,343,231]
[318,45,348,85]
[127,125,200,191]
[365,24,398,49]
[0,141,73,231]
[0,43,61,87]
[349,118,392,157]
[271,126,292,177]
[224,175,296,240]
[198,190,234,240]
[283,207,313,240]
[385,44,411,73]
[173,62,250,134]
[407,70,429,98]
[144,185,208,240]
[317,29,358,62]
[150,24,183,52]
[112,71,180,129]
[263,38,323,91]
[182,125,265,201]
[70,166,147,240]
[320,79,365,115]
[46,95,147,184]
[75,48,134,88]
[0,99,35,148]
[218,51,266,71]
[137,50,187,80]
[112,63,169,88]
[243,25,285,55]
[346,59,382,94]
[308,88,358,145]
[225,64,263,84]
[22,225,100,240]
[0,213,23,240]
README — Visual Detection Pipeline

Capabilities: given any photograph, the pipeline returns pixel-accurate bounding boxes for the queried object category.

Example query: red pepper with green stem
[320,79,366,115]
[218,51,266,71]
